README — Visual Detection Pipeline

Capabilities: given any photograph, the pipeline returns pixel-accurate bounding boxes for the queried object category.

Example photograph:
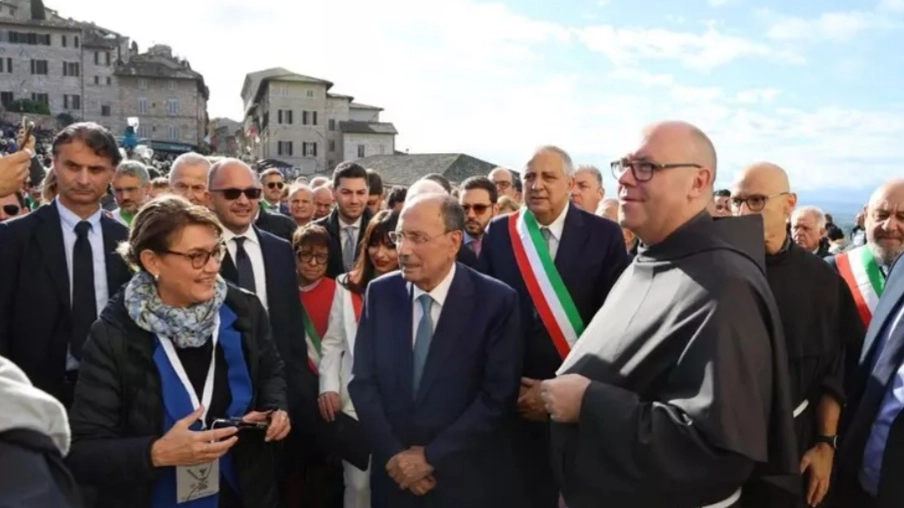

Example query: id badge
[176,460,219,503]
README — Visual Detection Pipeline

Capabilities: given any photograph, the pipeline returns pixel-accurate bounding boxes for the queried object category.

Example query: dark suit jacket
[255,209,298,243]
[477,205,629,379]
[220,226,319,442]
[837,254,904,507]
[348,265,522,508]
[0,204,131,401]
[314,208,374,279]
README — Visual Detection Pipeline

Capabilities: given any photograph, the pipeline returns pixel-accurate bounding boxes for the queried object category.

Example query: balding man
[731,162,862,508]
[828,179,904,328]
[570,165,604,213]
[479,145,628,508]
[169,152,211,206]
[312,186,333,220]
[489,167,520,203]
[542,122,798,508]
[595,197,618,221]
[406,176,480,269]
[791,206,830,257]
[287,184,315,228]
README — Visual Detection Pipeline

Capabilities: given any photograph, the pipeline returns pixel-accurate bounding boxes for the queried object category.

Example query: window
[101,105,111,117]
[167,99,179,115]
[63,94,81,110]
[74,36,79,48]
[278,109,293,124]
[31,93,48,105]
[94,76,99,85]
[168,80,175,90]
[169,125,180,141]
[104,52,111,66]
[8,32,50,45]
[328,119,336,131]
[302,111,308,125]
[329,140,335,152]
[94,52,100,65]
[357,144,365,158]
[138,98,148,114]
[312,111,318,125]
[63,62,80,77]
[106,76,112,85]
[61,35,67,47]
[138,125,150,137]
[278,141,294,157]
[138,78,148,89]
[306,90,314,98]
[29,60,48,75]
[0,58,11,73]
[0,92,13,107]
[303,142,317,157]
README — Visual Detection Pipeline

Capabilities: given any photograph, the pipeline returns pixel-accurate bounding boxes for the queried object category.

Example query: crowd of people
[0,120,903,508]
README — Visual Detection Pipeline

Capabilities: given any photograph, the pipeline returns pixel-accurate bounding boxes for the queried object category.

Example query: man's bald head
[868,178,904,210]
[596,198,619,221]
[642,120,717,184]
[734,162,791,195]
[865,178,904,266]
[731,162,796,252]
[406,179,448,202]
[208,157,255,189]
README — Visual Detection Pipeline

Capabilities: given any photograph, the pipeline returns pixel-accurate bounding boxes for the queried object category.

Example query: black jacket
[66,284,287,508]
[255,209,298,243]
[314,208,375,279]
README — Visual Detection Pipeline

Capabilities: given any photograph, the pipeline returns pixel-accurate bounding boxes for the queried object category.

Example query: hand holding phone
[211,417,269,431]
[18,117,35,154]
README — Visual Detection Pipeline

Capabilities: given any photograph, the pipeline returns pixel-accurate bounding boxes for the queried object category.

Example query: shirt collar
[410,263,456,308]
[223,226,259,246]
[55,198,102,231]
[339,215,362,230]
[538,202,570,241]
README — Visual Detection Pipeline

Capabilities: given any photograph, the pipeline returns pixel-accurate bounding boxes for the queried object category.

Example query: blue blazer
[477,206,629,379]
[348,264,523,508]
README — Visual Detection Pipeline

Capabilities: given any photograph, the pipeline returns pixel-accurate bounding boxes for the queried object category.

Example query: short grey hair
[575,164,602,186]
[532,145,575,176]
[170,152,211,184]
[792,206,827,230]
[288,184,313,199]
[115,160,150,186]
[405,179,448,202]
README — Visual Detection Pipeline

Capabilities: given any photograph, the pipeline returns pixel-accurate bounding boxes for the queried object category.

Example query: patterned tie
[541,227,553,259]
[70,220,96,359]
[470,237,482,256]
[343,226,358,271]
[412,294,434,394]
[234,237,257,292]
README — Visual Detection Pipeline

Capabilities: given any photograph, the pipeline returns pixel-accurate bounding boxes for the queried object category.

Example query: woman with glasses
[318,209,400,508]
[67,195,290,508]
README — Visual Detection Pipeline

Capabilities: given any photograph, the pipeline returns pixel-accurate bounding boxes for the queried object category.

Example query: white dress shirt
[537,202,569,260]
[56,199,108,371]
[410,264,457,346]
[223,227,269,310]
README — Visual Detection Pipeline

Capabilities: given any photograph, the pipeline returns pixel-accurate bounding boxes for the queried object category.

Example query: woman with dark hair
[67,195,290,508]
[317,209,400,508]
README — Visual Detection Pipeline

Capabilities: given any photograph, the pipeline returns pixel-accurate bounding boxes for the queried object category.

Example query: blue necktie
[234,237,256,293]
[412,294,434,394]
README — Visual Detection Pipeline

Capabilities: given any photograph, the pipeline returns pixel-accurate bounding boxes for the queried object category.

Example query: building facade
[242,67,397,174]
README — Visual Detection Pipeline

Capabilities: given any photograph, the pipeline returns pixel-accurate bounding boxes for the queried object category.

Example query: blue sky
[68,0,904,202]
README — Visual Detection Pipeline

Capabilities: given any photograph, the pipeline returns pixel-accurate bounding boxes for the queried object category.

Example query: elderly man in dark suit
[477,145,629,508]
[314,162,374,279]
[350,193,522,508]
[0,123,131,407]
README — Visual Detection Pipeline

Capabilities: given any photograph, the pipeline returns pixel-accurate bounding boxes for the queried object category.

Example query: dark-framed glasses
[266,182,285,190]
[210,187,262,200]
[461,203,492,214]
[388,230,451,246]
[610,160,703,182]
[296,251,329,264]
[730,192,790,212]
[161,243,226,269]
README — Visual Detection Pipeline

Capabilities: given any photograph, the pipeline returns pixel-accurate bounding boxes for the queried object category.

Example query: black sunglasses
[266,182,285,190]
[210,187,262,200]
[461,203,492,214]
[2,204,20,215]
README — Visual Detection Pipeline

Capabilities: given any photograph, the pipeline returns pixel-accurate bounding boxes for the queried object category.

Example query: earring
[153,273,160,282]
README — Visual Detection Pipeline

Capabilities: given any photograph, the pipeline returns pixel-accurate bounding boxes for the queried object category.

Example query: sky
[59,0,904,201]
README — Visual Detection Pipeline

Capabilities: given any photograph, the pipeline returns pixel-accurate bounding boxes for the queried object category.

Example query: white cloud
[766,11,875,42]
[734,88,781,104]
[879,0,904,13]
[708,0,733,7]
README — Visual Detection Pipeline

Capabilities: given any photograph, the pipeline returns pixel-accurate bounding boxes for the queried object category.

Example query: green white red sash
[508,209,584,359]
[835,245,885,327]
[301,277,364,375]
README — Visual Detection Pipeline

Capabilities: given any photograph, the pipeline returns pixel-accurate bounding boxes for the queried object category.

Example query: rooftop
[242,67,334,114]
[353,153,497,187]
[339,121,398,135]
[350,102,383,111]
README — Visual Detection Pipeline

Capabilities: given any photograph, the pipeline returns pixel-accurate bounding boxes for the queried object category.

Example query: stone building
[241,67,397,174]
[209,117,244,157]
[353,153,497,188]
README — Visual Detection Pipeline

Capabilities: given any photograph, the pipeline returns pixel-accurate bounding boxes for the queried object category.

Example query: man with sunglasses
[0,190,27,222]
[543,121,798,508]
[731,162,862,508]
[458,176,498,257]
[260,168,290,215]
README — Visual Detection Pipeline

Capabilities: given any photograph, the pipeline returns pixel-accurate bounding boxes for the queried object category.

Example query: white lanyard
[158,315,220,430]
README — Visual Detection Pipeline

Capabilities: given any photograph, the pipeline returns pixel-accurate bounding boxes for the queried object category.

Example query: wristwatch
[815,435,838,450]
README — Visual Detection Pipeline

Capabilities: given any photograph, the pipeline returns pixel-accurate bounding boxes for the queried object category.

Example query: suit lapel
[390,277,415,401]
[553,206,588,291]
[221,252,239,285]
[862,268,904,365]
[256,227,281,308]
[34,205,70,308]
[416,265,474,404]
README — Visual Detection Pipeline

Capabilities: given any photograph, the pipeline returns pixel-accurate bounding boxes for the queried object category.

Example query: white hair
[792,206,827,230]
[170,152,211,184]
[531,145,575,176]
[575,164,602,186]
[288,184,313,199]
[115,160,150,186]
[405,179,447,202]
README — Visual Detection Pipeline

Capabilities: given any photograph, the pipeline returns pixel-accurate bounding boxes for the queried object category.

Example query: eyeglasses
[461,203,492,214]
[730,192,789,212]
[210,187,262,200]
[610,160,703,183]
[388,230,452,246]
[296,251,329,264]
[2,204,20,215]
[161,244,225,269]
[266,182,285,190]
[493,181,512,190]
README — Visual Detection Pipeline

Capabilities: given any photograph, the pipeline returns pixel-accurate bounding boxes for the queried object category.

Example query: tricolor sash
[509,209,584,358]
[835,245,885,327]
[302,278,364,374]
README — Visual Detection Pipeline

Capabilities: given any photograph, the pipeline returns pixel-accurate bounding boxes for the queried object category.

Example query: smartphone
[19,116,34,153]
[211,417,269,431]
